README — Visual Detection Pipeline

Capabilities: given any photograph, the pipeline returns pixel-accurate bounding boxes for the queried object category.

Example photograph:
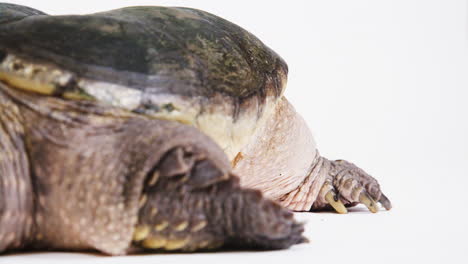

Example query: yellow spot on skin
[62,91,94,100]
[94,182,103,191]
[231,152,244,167]
[18,178,25,192]
[36,234,43,240]
[206,241,223,250]
[3,211,11,221]
[36,213,43,223]
[198,240,210,248]
[148,171,160,186]
[133,226,150,241]
[38,195,46,207]
[155,221,169,231]
[165,237,190,250]
[142,236,167,249]
[179,175,189,183]
[191,221,207,232]
[139,194,147,208]
[174,221,189,232]
[150,208,158,216]
[0,72,56,95]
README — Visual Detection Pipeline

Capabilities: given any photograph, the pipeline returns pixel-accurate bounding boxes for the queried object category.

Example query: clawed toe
[359,191,379,213]
[324,188,347,214]
[378,193,392,210]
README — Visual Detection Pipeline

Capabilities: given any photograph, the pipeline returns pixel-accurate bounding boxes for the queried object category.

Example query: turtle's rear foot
[311,158,392,214]
[132,147,306,253]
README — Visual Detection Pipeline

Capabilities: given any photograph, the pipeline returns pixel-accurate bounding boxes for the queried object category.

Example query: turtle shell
[0,5,288,158]
[0,3,47,24]
[0,5,287,103]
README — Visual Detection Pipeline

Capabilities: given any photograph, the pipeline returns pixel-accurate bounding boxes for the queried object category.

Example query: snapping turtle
[0,3,391,255]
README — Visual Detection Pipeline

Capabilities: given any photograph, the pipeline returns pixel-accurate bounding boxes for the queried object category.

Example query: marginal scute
[0,71,56,95]
[0,53,94,100]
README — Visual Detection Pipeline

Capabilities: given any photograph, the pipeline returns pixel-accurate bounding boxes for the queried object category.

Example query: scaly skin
[0,83,305,255]
[311,158,392,213]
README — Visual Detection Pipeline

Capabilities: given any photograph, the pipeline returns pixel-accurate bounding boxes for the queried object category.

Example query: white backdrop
[1,0,467,263]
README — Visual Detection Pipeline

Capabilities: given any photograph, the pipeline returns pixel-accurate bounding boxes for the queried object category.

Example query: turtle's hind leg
[7,87,306,255]
[132,146,306,252]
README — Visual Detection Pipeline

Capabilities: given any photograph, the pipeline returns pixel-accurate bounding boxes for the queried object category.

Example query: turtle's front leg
[310,158,392,214]
[277,153,391,214]
[232,96,391,213]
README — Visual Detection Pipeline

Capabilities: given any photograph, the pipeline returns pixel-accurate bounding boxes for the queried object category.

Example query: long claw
[359,192,379,213]
[325,191,348,214]
[379,193,392,210]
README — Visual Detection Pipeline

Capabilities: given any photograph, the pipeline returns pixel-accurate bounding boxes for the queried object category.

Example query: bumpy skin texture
[0,83,305,255]
[309,158,392,213]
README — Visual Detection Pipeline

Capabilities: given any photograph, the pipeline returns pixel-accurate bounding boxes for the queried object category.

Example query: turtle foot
[223,188,308,250]
[311,159,392,214]
[132,146,307,253]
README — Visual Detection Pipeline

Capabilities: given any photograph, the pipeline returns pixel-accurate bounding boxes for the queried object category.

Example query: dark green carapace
[0,3,46,24]
[0,5,287,99]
